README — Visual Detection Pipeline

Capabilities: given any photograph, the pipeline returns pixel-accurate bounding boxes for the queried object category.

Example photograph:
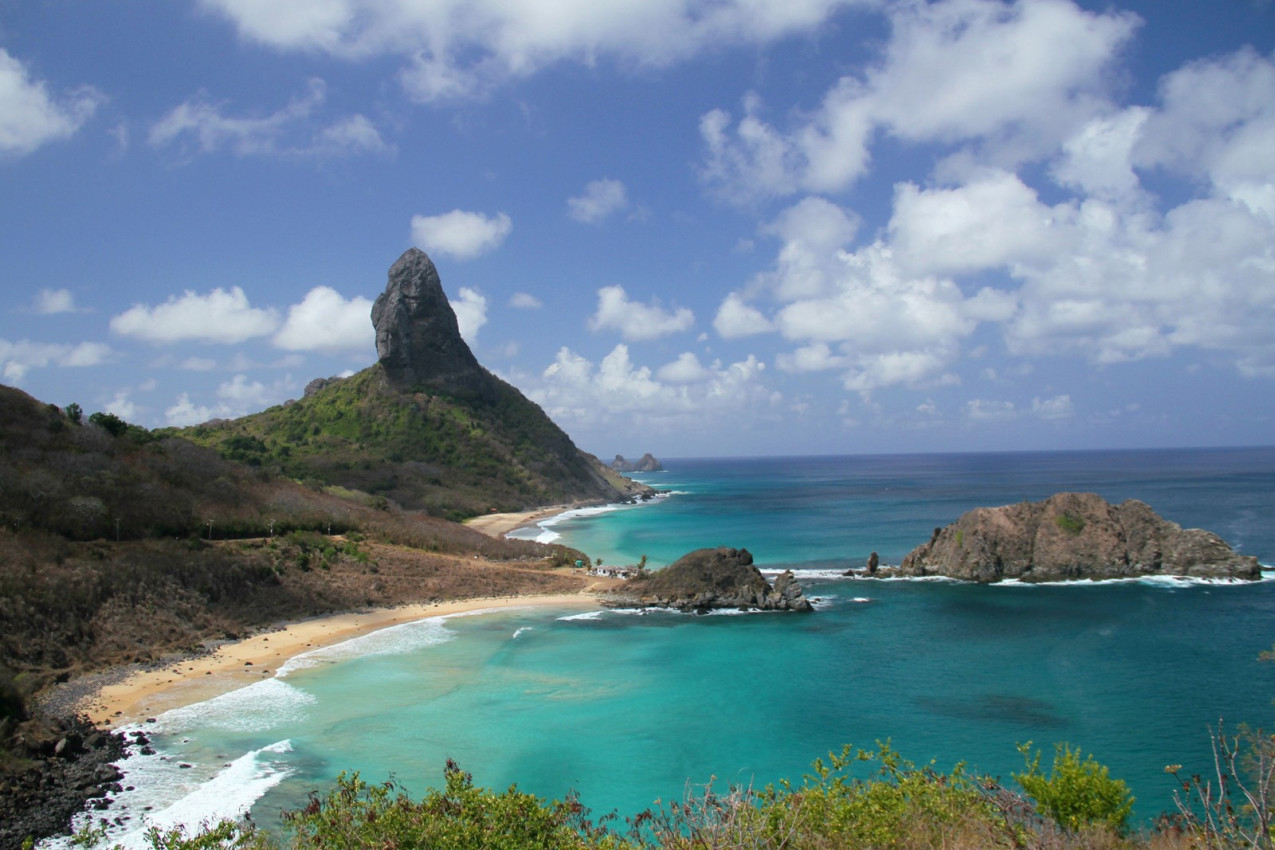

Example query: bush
[1014,742,1134,834]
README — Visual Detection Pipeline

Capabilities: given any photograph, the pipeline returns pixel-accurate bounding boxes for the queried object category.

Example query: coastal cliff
[898,492,1261,583]
[604,547,813,612]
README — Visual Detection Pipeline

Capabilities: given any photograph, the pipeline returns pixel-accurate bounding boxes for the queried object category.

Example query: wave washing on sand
[507,492,672,545]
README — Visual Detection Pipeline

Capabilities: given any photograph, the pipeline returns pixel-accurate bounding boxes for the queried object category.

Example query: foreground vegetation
[70,732,1275,850]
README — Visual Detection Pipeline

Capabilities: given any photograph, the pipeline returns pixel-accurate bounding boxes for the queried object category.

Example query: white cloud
[1134,47,1275,217]
[713,292,773,338]
[525,342,771,435]
[0,339,112,382]
[179,357,218,371]
[509,292,543,310]
[104,391,139,422]
[201,0,864,103]
[450,287,488,342]
[410,209,512,259]
[889,171,1068,276]
[110,287,280,344]
[0,48,103,158]
[657,352,712,383]
[165,393,214,427]
[965,398,1017,422]
[273,286,375,352]
[588,285,694,341]
[699,0,1139,201]
[1032,394,1073,420]
[567,178,629,224]
[32,288,77,315]
[149,78,389,159]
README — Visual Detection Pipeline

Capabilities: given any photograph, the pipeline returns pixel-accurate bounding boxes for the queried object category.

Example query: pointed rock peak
[371,248,486,392]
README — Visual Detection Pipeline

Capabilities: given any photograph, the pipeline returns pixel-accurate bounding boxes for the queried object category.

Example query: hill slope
[174,249,644,519]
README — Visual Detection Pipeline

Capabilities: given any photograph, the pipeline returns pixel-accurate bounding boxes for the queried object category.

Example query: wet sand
[83,592,598,728]
[464,505,573,538]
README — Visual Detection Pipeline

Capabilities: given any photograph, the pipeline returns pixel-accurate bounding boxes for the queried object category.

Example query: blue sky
[1,0,1273,458]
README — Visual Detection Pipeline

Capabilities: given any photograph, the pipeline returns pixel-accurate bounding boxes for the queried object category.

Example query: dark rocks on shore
[604,546,814,612]
[897,492,1261,583]
[0,715,127,850]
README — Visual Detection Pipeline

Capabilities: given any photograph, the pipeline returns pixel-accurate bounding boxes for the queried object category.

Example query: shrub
[1014,742,1134,834]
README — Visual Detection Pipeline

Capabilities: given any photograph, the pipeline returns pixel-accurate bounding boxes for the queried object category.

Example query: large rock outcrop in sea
[898,492,1261,583]
[611,453,664,472]
[604,547,814,612]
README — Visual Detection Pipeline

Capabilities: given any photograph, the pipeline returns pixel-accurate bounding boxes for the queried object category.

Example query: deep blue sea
[69,448,1275,846]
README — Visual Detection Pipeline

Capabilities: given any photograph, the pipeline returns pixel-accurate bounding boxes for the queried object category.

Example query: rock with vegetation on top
[605,546,814,612]
[898,492,1261,583]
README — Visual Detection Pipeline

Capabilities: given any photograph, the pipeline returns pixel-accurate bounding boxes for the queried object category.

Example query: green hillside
[171,365,639,521]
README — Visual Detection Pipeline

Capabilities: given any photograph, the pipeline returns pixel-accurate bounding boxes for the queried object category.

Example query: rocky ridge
[897,492,1261,583]
[605,547,813,612]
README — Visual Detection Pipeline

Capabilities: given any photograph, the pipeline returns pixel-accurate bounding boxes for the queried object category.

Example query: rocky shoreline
[0,714,129,850]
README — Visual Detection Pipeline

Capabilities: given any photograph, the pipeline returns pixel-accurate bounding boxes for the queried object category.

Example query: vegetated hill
[0,381,591,832]
[168,248,647,520]
[173,364,639,521]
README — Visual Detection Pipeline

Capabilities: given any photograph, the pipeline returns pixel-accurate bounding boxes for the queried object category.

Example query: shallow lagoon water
[75,448,1275,844]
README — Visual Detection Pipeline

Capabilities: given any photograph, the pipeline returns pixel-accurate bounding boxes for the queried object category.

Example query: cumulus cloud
[149,78,390,159]
[110,287,280,344]
[0,48,104,158]
[164,374,297,425]
[714,292,773,338]
[411,209,512,259]
[273,286,375,352]
[1032,394,1074,420]
[31,288,78,315]
[699,0,1139,202]
[450,287,488,342]
[568,178,629,223]
[719,198,1014,393]
[509,292,543,310]
[0,339,112,382]
[588,285,694,341]
[525,343,771,435]
[200,0,862,102]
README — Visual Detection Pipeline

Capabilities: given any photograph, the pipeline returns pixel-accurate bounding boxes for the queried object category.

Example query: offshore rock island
[604,547,814,613]
[895,491,1261,583]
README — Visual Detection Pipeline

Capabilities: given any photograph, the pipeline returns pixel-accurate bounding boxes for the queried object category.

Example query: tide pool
[69,449,1275,845]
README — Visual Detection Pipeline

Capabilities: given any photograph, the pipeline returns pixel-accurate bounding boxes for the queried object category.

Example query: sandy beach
[82,592,598,728]
[464,505,574,538]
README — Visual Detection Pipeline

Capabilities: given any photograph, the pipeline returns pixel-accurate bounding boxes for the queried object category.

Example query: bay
[77,448,1275,844]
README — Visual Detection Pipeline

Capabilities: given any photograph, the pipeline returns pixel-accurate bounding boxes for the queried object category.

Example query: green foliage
[1055,512,1087,534]
[87,411,130,438]
[1014,742,1134,833]
[64,403,82,425]
[280,765,609,850]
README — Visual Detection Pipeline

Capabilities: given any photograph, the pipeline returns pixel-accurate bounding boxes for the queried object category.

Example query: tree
[65,402,82,424]
[88,411,129,437]
[1014,742,1134,834]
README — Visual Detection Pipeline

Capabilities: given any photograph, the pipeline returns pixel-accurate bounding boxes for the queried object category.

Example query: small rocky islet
[853,491,1260,583]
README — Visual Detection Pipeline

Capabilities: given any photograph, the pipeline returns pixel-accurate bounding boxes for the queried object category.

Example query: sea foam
[54,741,294,850]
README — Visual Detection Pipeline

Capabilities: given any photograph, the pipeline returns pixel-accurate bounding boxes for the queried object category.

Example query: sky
[1,0,1273,459]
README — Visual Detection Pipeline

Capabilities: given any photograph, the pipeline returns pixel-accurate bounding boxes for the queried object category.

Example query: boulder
[604,546,814,612]
[898,492,1261,583]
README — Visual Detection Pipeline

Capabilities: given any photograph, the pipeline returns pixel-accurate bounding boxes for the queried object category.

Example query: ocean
[64,448,1275,845]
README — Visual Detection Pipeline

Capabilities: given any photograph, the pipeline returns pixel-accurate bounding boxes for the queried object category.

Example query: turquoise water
[78,449,1275,845]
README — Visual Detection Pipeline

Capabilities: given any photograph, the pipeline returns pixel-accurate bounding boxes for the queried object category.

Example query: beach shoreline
[463,504,575,538]
[80,592,599,728]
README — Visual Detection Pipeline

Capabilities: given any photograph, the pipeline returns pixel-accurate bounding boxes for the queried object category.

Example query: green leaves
[1014,741,1134,833]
